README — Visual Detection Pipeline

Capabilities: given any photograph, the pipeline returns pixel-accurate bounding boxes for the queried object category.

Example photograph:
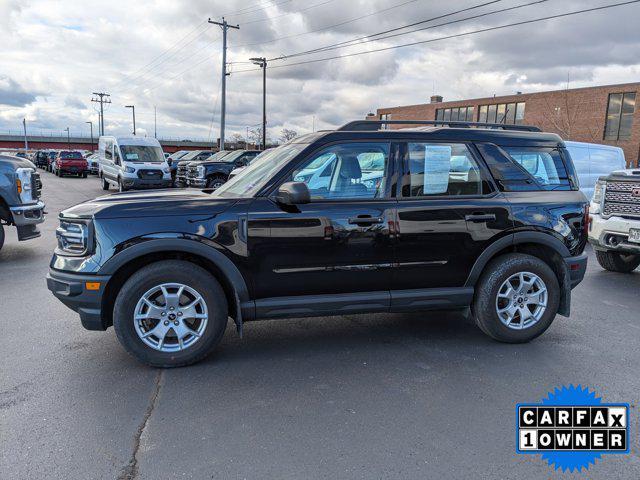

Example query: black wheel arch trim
[464,231,571,288]
[98,237,250,333]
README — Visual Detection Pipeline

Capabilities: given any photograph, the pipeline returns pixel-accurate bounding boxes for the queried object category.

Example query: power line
[232,0,640,72]
[275,0,555,61]
[229,0,421,49]
[221,0,293,18]
[113,21,210,87]
[240,0,336,26]
[272,0,504,60]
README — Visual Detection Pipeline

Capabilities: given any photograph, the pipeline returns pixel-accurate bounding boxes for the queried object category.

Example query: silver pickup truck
[0,154,45,251]
[589,168,640,272]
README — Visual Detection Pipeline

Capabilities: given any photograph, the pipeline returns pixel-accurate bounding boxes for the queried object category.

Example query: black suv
[47,120,588,367]
[187,150,261,189]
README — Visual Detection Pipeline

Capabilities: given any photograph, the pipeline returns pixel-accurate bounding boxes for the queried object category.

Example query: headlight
[56,219,93,256]
[124,166,136,174]
[15,167,34,204]
[591,180,606,214]
[197,165,205,177]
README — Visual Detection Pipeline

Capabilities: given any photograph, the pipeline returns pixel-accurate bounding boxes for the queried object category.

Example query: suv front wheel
[113,260,229,367]
[472,253,560,343]
[595,250,640,273]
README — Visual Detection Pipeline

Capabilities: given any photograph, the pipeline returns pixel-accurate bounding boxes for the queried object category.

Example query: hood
[61,189,238,220]
[603,169,640,182]
[0,154,36,171]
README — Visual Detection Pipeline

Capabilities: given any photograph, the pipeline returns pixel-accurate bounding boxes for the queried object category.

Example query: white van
[564,141,626,200]
[98,136,172,191]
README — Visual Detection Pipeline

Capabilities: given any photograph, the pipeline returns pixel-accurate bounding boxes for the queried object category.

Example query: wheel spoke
[141,299,165,319]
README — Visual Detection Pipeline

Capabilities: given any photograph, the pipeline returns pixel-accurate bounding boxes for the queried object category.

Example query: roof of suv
[290,120,564,148]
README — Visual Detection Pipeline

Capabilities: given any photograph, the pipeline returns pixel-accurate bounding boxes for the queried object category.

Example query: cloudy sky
[1,0,639,142]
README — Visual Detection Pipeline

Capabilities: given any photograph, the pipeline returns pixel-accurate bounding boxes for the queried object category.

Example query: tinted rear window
[60,151,82,159]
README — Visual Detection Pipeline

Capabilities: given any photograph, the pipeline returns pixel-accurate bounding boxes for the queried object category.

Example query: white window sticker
[423,145,452,194]
[125,153,139,160]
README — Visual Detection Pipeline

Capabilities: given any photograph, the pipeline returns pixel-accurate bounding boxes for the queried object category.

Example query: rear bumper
[564,253,588,289]
[46,269,110,331]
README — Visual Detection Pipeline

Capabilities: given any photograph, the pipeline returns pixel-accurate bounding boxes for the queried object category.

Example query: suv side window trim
[265,140,397,202]
[396,140,497,200]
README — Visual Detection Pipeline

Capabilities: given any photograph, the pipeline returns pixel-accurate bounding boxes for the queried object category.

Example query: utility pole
[246,126,249,149]
[208,17,239,152]
[64,127,70,150]
[86,121,94,151]
[22,118,28,151]
[125,105,136,135]
[250,57,267,150]
[154,106,157,138]
[91,92,111,136]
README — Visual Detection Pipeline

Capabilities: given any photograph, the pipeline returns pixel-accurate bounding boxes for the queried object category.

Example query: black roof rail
[338,120,541,132]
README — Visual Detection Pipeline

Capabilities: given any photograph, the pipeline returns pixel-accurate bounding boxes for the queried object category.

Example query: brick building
[371,82,640,167]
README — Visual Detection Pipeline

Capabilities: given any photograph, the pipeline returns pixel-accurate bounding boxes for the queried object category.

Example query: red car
[53,151,88,178]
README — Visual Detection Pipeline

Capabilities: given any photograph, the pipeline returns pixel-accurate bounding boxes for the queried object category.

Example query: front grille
[176,165,188,178]
[32,171,42,199]
[603,181,640,218]
[187,166,199,177]
[137,169,163,180]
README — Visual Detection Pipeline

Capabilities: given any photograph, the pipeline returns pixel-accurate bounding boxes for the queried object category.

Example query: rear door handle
[348,216,384,225]
[465,213,496,223]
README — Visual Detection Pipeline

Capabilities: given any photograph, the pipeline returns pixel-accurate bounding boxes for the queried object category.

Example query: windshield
[169,151,188,160]
[213,143,307,198]
[204,151,231,162]
[181,150,208,161]
[221,151,246,163]
[60,151,82,159]
[119,145,164,163]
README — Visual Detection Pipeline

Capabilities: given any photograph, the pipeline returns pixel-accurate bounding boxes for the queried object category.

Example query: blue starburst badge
[516,385,629,472]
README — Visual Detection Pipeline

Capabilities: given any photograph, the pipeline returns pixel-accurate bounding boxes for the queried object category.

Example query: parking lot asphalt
[1,169,639,479]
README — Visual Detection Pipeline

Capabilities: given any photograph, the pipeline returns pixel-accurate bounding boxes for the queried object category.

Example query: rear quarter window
[477,144,575,191]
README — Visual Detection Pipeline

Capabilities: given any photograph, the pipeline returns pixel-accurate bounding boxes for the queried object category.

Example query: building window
[478,102,526,124]
[435,106,475,123]
[604,92,636,141]
[380,113,391,130]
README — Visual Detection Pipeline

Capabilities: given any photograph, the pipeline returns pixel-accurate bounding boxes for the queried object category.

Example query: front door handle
[465,213,496,223]
[348,216,384,225]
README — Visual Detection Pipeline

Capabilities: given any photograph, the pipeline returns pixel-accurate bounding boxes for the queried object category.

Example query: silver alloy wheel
[495,271,548,330]
[209,180,224,190]
[134,283,209,352]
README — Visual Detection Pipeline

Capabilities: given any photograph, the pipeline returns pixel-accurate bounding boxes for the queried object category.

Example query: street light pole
[125,105,136,135]
[86,121,94,152]
[250,57,267,150]
[64,127,70,149]
[22,118,28,151]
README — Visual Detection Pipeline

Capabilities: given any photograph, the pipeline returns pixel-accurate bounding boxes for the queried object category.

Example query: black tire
[113,260,228,367]
[118,177,126,192]
[101,175,109,190]
[82,172,87,178]
[0,224,4,252]
[206,175,226,190]
[472,253,560,343]
[595,250,640,273]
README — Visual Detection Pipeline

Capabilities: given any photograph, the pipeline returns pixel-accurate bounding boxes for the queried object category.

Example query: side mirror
[275,181,310,206]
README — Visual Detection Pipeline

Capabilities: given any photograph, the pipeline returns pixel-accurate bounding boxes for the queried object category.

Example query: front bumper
[46,269,111,331]
[187,177,207,188]
[121,178,173,190]
[588,213,640,254]
[10,200,46,241]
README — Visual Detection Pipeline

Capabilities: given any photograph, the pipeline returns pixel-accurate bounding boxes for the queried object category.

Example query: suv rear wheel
[472,253,560,343]
[113,260,228,367]
[595,250,640,273]
[101,175,109,190]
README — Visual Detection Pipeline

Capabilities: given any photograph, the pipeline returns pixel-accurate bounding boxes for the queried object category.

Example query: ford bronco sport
[589,168,640,272]
[47,120,588,367]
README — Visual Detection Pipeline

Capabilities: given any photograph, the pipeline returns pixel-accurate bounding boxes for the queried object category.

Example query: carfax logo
[516,385,629,472]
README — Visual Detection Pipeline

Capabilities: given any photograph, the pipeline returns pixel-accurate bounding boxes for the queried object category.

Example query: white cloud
[0,0,639,140]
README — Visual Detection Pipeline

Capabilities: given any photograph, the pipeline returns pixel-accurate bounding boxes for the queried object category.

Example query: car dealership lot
[1,171,639,479]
